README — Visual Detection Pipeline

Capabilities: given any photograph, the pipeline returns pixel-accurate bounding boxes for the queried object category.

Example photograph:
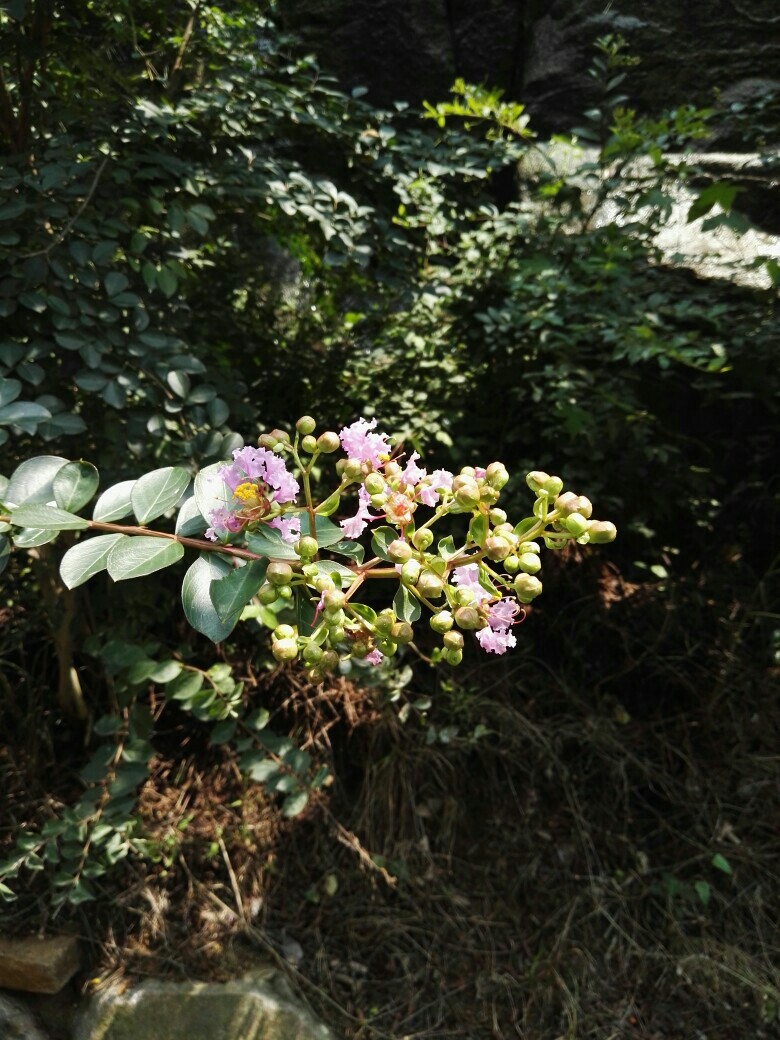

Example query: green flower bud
[274,624,296,640]
[376,638,398,657]
[417,570,444,598]
[430,610,454,633]
[442,629,464,651]
[484,535,512,562]
[369,493,386,510]
[257,433,277,449]
[343,458,364,481]
[489,508,507,525]
[364,472,385,495]
[453,586,475,607]
[526,471,551,494]
[317,431,340,453]
[387,539,413,563]
[412,528,434,551]
[295,535,319,558]
[479,485,500,505]
[514,573,543,603]
[272,637,298,662]
[454,605,482,630]
[351,640,370,659]
[543,475,564,497]
[296,415,316,435]
[443,648,463,666]
[588,520,617,544]
[519,541,541,555]
[301,434,318,454]
[267,561,293,586]
[390,621,414,644]
[562,512,589,537]
[326,609,345,628]
[518,552,541,575]
[320,650,340,672]
[303,642,324,664]
[314,574,336,593]
[322,589,346,612]
[302,562,318,579]
[269,428,290,445]
[574,495,593,519]
[401,559,422,585]
[278,585,293,600]
[454,481,481,509]
[554,491,579,516]
[258,582,278,604]
[384,460,402,478]
[485,462,509,490]
[375,608,396,634]
[328,625,346,643]
[460,466,476,477]
[504,554,520,574]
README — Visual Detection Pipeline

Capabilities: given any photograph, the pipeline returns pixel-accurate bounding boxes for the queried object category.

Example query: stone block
[0,935,81,994]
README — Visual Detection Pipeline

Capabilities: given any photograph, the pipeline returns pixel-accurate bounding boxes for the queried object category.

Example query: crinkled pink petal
[365,649,384,665]
[268,515,302,544]
[487,598,519,631]
[340,486,378,539]
[476,627,517,654]
[452,563,492,606]
[401,451,426,488]
[339,416,392,467]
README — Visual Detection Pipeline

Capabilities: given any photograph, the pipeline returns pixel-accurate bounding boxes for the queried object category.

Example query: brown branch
[21,155,109,257]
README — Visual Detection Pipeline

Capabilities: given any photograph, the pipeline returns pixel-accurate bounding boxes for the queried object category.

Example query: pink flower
[451,563,492,606]
[206,507,245,541]
[476,627,517,654]
[268,514,302,544]
[486,598,520,630]
[365,649,384,666]
[221,447,299,504]
[418,468,454,507]
[340,486,377,539]
[339,417,391,468]
[400,451,426,488]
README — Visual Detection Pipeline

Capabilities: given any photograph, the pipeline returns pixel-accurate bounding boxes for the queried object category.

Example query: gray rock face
[73,970,334,1040]
[0,993,50,1040]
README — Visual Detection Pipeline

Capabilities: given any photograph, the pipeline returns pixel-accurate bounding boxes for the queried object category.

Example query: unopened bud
[526,471,551,494]
[430,610,454,633]
[375,608,396,634]
[518,552,541,575]
[369,493,386,509]
[479,485,500,505]
[384,460,402,478]
[460,466,476,477]
[269,428,290,445]
[272,637,298,662]
[484,535,512,562]
[588,520,617,544]
[417,570,444,598]
[390,621,414,644]
[485,462,509,490]
[401,559,422,586]
[317,431,340,453]
[504,554,520,574]
[364,472,385,495]
[412,528,434,551]
[313,574,336,592]
[454,481,480,509]
[267,561,293,586]
[322,589,346,613]
[376,638,398,657]
[562,512,589,538]
[257,433,277,449]
[543,475,564,497]
[303,643,323,664]
[301,434,317,454]
[454,606,482,630]
[489,508,507,525]
[274,624,296,640]
[258,582,278,604]
[453,586,475,607]
[554,491,579,516]
[296,415,316,435]
[443,647,463,666]
[278,586,293,599]
[442,629,464,651]
[343,458,363,480]
[514,573,543,603]
[387,539,413,563]
[519,541,540,555]
[326,609,345,628]
[320,650,340,672]
[574,495,593,519]
[295,536,319,558]
[328,625,346,643]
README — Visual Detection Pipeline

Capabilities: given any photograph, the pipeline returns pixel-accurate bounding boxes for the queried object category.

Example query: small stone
[0,935,80,994]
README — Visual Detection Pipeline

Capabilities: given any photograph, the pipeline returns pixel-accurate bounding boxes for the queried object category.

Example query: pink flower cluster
[206,446,300,541]
[452,564,519,655]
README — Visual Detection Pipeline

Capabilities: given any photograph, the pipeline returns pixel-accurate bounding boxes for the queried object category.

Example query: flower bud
[588,520,617,544]
[364,471,385,495]
[301,434,318,454]
[518,552,541,575]
[454,605,482,630]
[278,585,293,599]
[504,554,520,574]
[320,650,340,672]
[485,462,509,490]
[375,608,396,634]
[267,561,293,586]
[543,475,564,497]
[479,485,500,505]
[412,528,434,551]
[257,433,276,449]
[274,624,296,640]
[307,667,325,684]
[442,629,464,651]
[526,471,551,494]
[401,559,422,586]
[387,539,413,563]
[554,491,579,516]
[430,610,454,633]
[443,647,463,666]
[417,570,444,598]
[296,415,316,435]
[454,481,480,509]
[519,541,540,555]
[295,536,319,558]
[343,458,364,481]
[351,640,371,659]
[302,563,318,578]
[303,642,324,664]
[258,582,278,604]
[574,495,593,519]
[514,573,542,603]
[269,428,290,445]
[328,625,346,643]
[322,589,346,613]
[562,512,589,538]
[390,621,414,644]
[484,535,512,562]
[317,431,340,453]
[326,609,345,628]
[460,466,476,477]
[376,638,398,657]
[313,574,336,593]
[384,460,402,478]
[272,637,298,662]
[453,586,475,607]
[369,493,386,510]
[489,508,507,525]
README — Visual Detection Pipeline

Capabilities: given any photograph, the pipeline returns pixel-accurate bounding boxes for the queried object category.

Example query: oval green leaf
[53,461,99,512]
[131,466,190,524]
[9,504,88,530]
[4,455,68,508]
[93,479,136,522]
[60,534,125,589]
[106,536,184,581]
[181,553,239,642]
[210,560,267,623]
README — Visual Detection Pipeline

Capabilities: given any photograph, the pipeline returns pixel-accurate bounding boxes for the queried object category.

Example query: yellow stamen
[234,481,259,504]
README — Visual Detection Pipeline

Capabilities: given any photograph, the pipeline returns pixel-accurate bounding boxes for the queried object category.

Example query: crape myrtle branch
[0,415,617,680]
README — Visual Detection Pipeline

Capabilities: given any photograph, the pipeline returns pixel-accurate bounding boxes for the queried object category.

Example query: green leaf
[711,853,733,875]
[209,719,237,745]
[149,660,183,683]
[0,378,21,407]
[157,267,178,297]
[104,272,129,297]
[513,517,537,538]
[53,461,99,512]
[210,560,267,622]
[328,538,364,563]
[687,183,739,223]
[312,515,344,547]
[0,535,9,577]
[106,536,184,581]
[9,504,88,530]
[194,461,231,520]
[94,714,122,736]
[167,670,204,702]
[282,790,309,817]
[468,513,488,547]
[93,480,136,522]
[312,560,358,589]
[60,534,125,589]
[316,490,340,516]
[167,371,191,398]
[694,879,711,906]
[175,494,206,536]
[246,526,299,561]
[181,553,239,643]
[0,402,51,426]
[131,467,190,523]
[370,525,397,561]
[394,585,421,623]
[349,601,376,625]
[12,527,58,547]
[4,455,68,508]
